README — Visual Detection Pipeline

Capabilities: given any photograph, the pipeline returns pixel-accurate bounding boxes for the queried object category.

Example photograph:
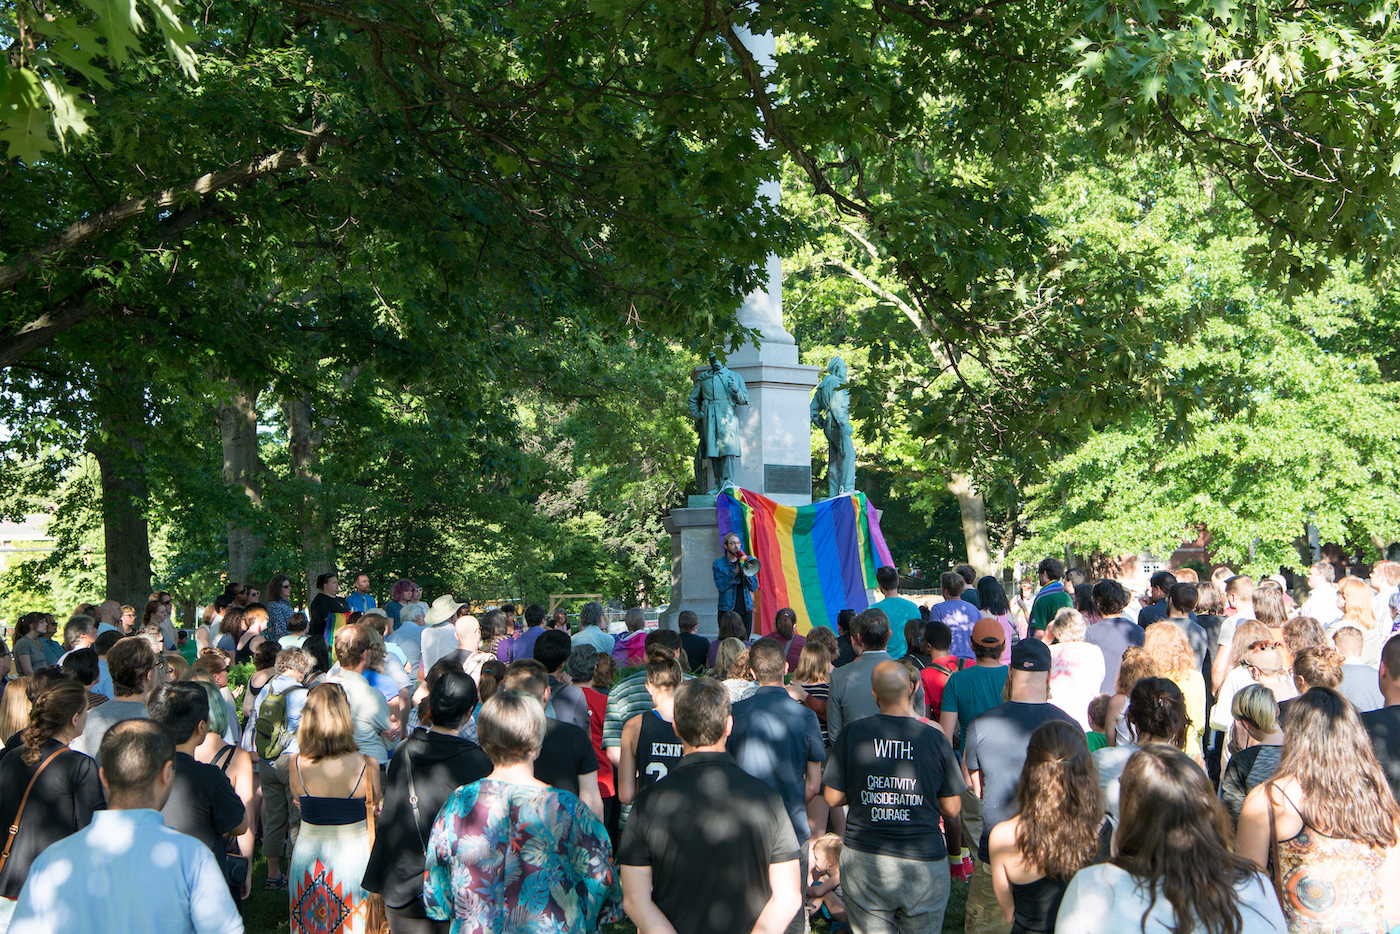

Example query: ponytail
[21,679,86,765]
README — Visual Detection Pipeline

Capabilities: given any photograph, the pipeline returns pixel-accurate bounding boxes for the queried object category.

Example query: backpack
[254,685,305,760]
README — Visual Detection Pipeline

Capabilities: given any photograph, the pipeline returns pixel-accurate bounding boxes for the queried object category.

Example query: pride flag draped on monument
[716,488,894,635]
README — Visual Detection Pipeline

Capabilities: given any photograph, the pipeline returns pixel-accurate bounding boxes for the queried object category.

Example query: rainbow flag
[717,488,895,636]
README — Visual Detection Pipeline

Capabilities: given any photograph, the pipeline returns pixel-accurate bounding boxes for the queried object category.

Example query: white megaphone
[740,554,761,577]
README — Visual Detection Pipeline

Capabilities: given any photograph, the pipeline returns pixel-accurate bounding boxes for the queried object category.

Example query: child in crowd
[1086,694,1111,752]
[279,613,309,649]
[808,833,847,931]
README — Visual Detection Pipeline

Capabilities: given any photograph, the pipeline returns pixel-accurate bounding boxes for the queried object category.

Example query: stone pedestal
[660,505,724,636]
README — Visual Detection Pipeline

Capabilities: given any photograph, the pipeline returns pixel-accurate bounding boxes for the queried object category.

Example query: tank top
[634,710,684,794]
[1010,821,1113,934]
[294,756,368,825]
[1273,788,1386,934]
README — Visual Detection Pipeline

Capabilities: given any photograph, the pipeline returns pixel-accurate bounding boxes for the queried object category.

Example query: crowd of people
[1,556,1399,934]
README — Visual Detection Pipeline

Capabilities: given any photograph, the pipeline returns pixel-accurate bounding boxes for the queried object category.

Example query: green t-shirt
[1087,731,1108,753]
[1029,588,1073,632]
[941,663,1009,751]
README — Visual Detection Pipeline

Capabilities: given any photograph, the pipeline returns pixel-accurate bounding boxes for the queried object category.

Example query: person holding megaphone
[714,532,760,638]
[716,537,761,638]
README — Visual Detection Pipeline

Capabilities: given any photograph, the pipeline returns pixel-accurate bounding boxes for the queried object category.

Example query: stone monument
[659,26,820,636]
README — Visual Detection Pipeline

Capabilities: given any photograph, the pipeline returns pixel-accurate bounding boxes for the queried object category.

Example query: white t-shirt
[1056,864,1286,934]
[1209,665,1258,734]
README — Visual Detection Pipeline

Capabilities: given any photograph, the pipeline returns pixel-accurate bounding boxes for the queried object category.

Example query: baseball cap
[972,618,1005,647]
[1010,639,1051,672]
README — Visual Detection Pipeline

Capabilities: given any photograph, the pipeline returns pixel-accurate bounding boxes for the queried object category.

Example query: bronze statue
[811,355,855,497]
[688,354,748,494]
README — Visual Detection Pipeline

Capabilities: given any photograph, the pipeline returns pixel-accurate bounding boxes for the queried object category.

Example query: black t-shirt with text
[634,710,684,795]
[822,714,965,861]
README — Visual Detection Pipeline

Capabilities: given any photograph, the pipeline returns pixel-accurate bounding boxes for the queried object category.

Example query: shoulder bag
[0,749,64,880]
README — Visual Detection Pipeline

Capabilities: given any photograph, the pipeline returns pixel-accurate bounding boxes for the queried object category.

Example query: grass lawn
[247,844,972,934]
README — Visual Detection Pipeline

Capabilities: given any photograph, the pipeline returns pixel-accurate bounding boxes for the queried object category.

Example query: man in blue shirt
[11,718,242,934]
[927,571,980,661]
[729,640,826,934]
[346,572,377,614]
[714,532,758,637]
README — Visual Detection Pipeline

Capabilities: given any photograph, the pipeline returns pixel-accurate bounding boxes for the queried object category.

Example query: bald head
[98,599,121,627]
[454,615,481,651]
[871,660,913,712]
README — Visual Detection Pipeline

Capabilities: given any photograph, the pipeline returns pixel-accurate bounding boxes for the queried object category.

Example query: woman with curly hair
[1103,646,1159,746]
[989,721,1107,933]
[1056,745,1285,934]
[1237,687,1400,932]
[1143,623,1207,755]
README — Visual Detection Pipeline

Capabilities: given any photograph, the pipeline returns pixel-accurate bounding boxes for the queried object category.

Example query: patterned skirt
[290,818,373,934]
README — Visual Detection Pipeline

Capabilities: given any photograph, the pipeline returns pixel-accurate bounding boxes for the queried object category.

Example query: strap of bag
[403,747,429,853]
[1265,781,1286,914]
[0,750,64,879]
[215,743,237,772]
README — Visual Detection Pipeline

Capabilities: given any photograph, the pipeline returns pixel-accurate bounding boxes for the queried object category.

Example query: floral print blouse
[424,779,621,933]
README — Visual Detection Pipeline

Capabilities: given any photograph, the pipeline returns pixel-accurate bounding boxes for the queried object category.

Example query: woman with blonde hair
[1103,647,1158,746]
[711,636,745,681]
[1047,608,1105,734]
[1219,684,1283,829]
[722,644,756,703]
[792,640,845,841]
[289,682,382,934]
[989,720,1108,932]
[1238,687,1400,932]
[1334,576,1384,667]
[792,641,833,744]
[0,677,32,744]
[1143,623,1207,754]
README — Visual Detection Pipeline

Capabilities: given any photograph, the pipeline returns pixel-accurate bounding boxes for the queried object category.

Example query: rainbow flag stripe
[716,488,894,635]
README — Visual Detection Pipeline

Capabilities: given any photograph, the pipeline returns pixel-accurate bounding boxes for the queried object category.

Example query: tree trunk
[948,471,995,578]
[91,366,152,607]
[284,393,336,601]
[218,379,264,585]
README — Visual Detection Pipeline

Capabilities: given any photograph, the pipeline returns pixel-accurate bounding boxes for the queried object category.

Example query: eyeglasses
[160,599,173,606]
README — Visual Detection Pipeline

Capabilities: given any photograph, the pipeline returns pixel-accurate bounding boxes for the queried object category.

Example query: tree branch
[0,297,102,369]
[0,123,337,294]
